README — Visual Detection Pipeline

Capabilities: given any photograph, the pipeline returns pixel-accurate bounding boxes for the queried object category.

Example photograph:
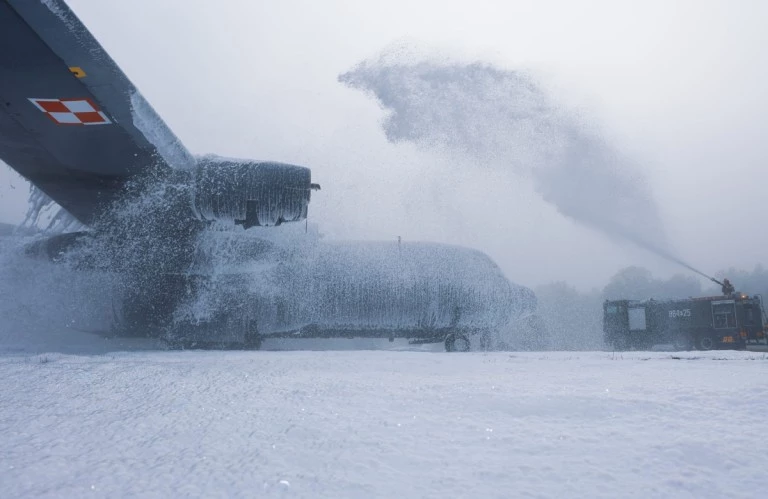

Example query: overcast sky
[1,0,767,290]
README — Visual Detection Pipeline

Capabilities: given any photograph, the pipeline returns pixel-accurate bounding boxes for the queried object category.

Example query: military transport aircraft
[0,0,537,351]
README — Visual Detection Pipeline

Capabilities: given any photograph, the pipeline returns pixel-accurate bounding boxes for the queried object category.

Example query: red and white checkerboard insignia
[28,97,111,125]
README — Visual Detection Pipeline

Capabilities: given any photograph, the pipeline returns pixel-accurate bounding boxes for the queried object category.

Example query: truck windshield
[712,302,736,328]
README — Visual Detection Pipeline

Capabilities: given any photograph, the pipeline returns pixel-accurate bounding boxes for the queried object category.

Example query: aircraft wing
[0,0,194,225]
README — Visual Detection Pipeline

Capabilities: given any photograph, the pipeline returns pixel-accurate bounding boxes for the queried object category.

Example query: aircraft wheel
[445,333,471,352]
[695,335,715,351]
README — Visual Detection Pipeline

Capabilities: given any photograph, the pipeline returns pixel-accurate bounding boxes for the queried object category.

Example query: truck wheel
[445,333,471,352]
[695,336,715,351]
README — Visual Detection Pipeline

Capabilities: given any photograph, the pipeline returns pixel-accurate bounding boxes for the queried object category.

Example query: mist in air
[339,46,671,263]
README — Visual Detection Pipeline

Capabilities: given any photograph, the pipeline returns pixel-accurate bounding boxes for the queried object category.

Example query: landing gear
[110,295,125,338]
[445,333,470,352]
[609,336,629,352]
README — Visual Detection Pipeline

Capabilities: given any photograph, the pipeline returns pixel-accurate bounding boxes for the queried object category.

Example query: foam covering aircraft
[0,0,538,351]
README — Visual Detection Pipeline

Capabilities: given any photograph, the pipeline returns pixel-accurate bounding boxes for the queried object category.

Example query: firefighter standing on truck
[721,278,735,296]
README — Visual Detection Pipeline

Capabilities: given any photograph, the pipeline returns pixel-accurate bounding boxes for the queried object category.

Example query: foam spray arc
[338,48,702,277]
[616,229,724,287]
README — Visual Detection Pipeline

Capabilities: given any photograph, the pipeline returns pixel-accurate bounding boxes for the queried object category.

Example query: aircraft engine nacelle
[192,155,318,229]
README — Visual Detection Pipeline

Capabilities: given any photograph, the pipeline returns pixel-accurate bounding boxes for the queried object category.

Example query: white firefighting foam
[339,47,670,259]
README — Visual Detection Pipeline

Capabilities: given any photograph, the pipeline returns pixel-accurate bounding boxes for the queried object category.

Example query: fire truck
[603,292,768,351]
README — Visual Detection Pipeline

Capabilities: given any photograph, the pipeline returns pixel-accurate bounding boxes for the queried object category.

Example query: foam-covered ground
[2,237,766,497]
[2,344,766,498]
